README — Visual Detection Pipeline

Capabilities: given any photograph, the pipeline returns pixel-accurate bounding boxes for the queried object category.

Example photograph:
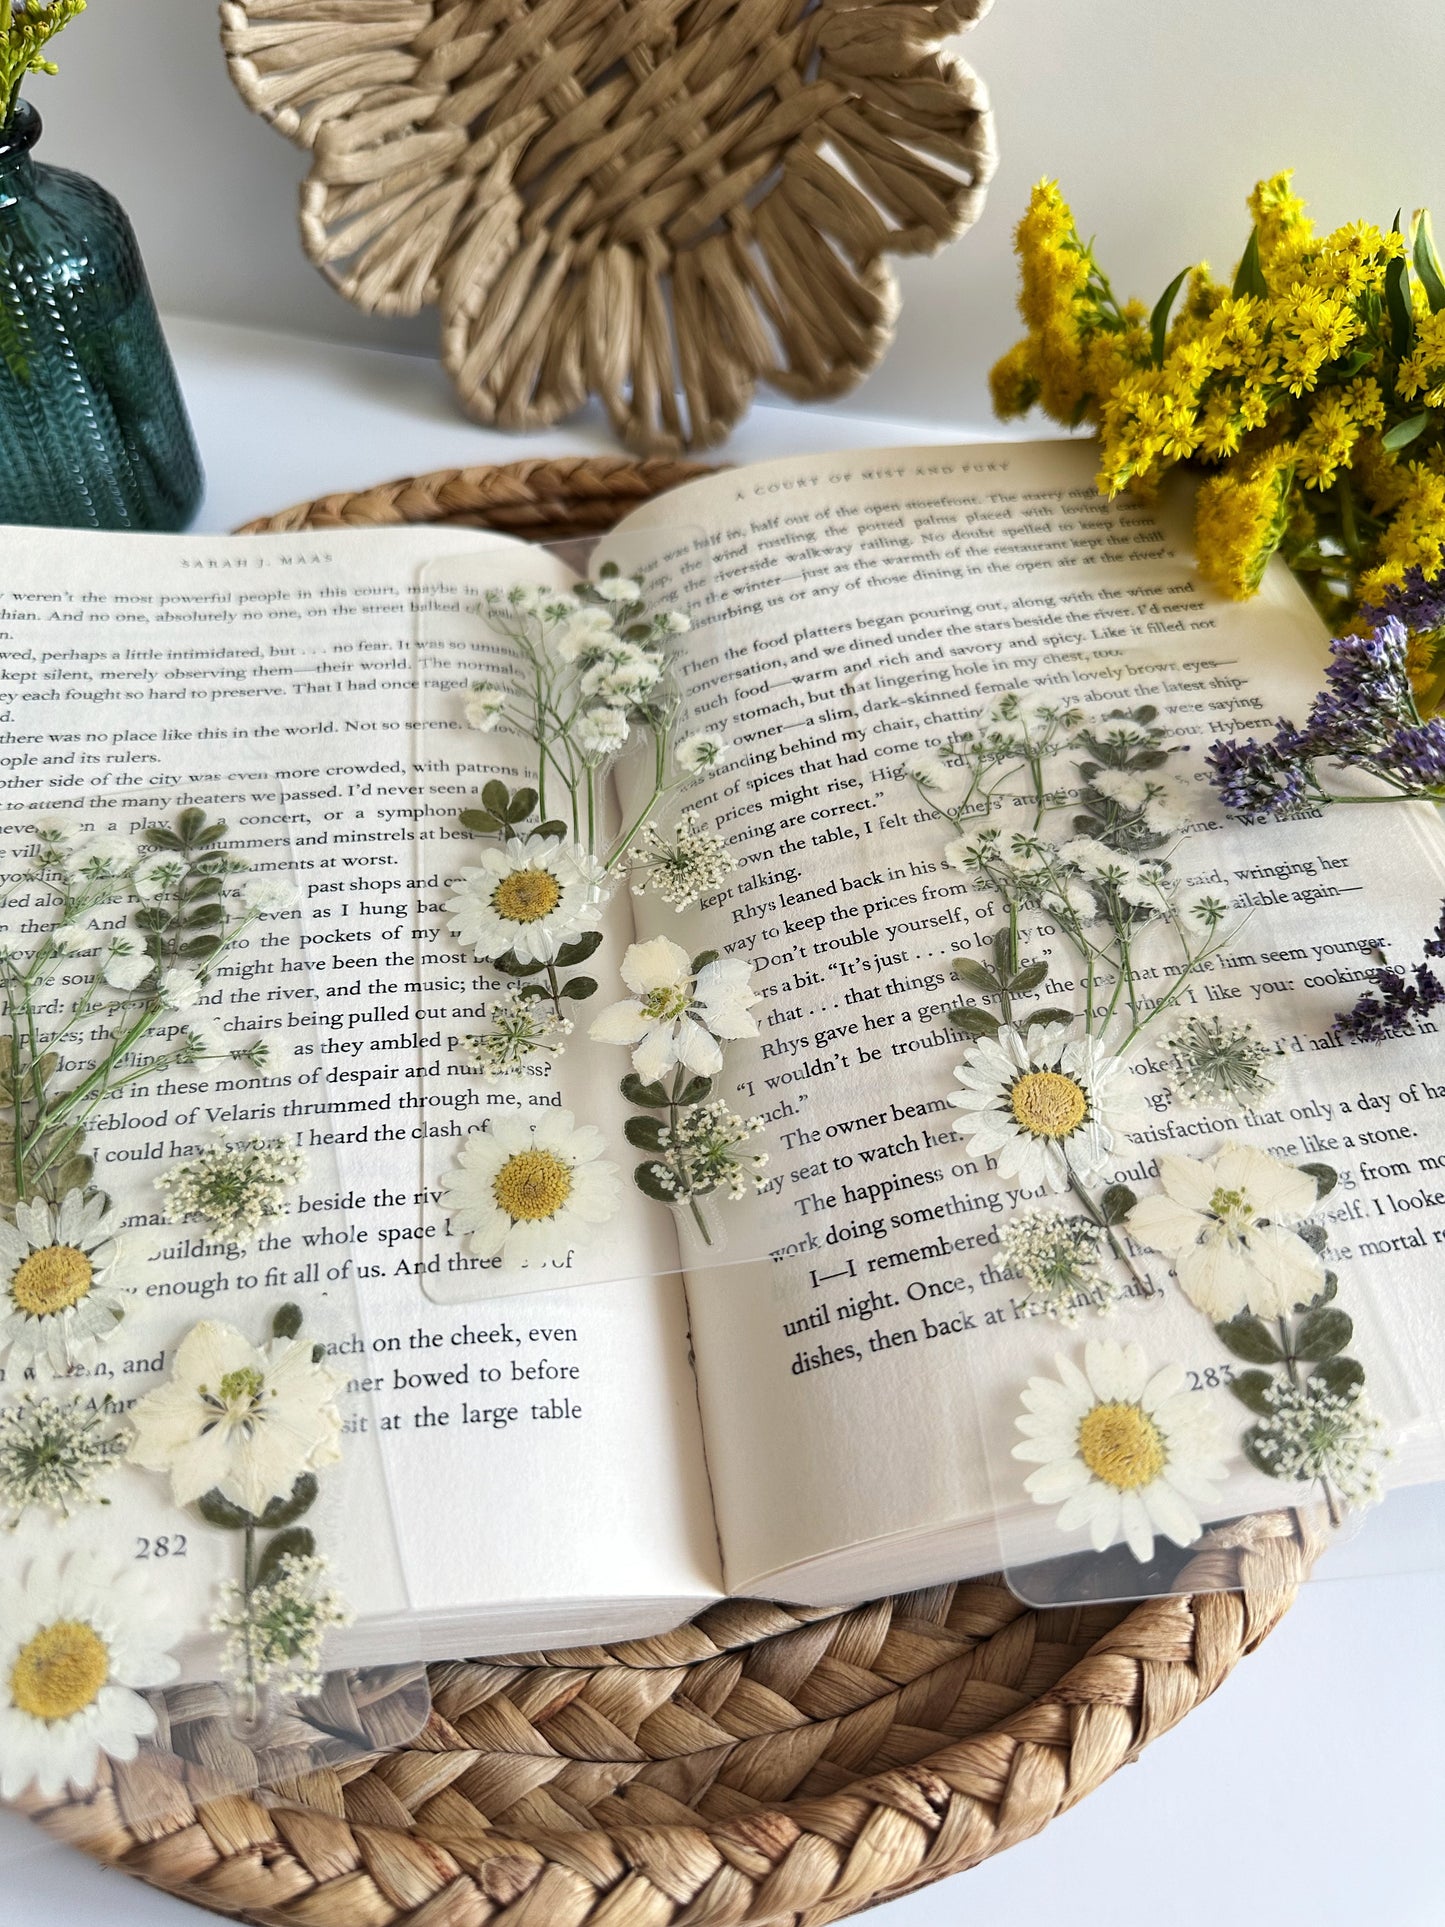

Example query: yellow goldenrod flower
[1398,311,1445,407]
[1194,446,1297,599]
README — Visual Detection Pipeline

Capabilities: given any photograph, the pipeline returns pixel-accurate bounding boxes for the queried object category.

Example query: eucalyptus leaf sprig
[1,0,86,128]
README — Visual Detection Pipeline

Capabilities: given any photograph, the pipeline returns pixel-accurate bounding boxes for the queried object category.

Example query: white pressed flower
[439,1110,621,1267]
[629,810,737,911]
[445,837,607,966]
[998,1209,1120,1323]
[158,1134,307,1243]
[101,933,154,992]
[51,923,98,955]
[574,707,630,760]
[550,605,616,662]
[594,573,641,602]
[1166,1014,1280,1111]
[179,1018,230,1065]
[649,1101,769,1202]
[158,965,204,1011]
[213,1553,353,1701]
[1013,1339,1229,1561]
[0,1394,122,1522]
[0,1550,181,1799]
[1173,885,1233,943]
[132,853,186,900]
[235,1031,291,1076]
[1090,768,1152,808]
[126,1320,343,1515]
[579,641,662,701]
[906,749,962,799]
[1125,1145,1324,1320]
[949,1024,1143,1192]
[660,609,692,634]
[0,1191,128,1375]
[1044,880,1099,921]
[458,987,571,1077]
[590,937,759,1082]
[1059,836,1141,884]
[33,814,82,854]
[239,875,299,914]
[676,733,730,775]
[63,833,138,880]
[463,686,509,731]
[1249,1379,1384,1506]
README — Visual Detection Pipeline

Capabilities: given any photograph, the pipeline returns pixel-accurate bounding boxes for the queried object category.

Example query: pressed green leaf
[1022,1007,1075,1031]
[1008,960,1050,995]
[530,819,570,842]
[633,1161,678,1204]
[1296,1219,1328,1254]
[553,930,603,968]
[481,780,511,818]
[1294,1306,1353,1361]
[1134,705,1158,724]
[1298,1162,1337,1199]
[621,1074,670,1108]
[459,809,504,836]
[1382,411,1431,453]
[134,907,173,933]
[952,958,1000,991]
[491,951,547,977]
[272,1303,304,1341]
[184,904,225,930]
[558,975,597,1001]
[51,1155,94,1197]
[1241,1425,1280,1480]
[1128,747,1169,771]
[1099,1185,1137,1226]
[1310,1354,1365,1398]
[1149,265,1192,365]
[179,935,222,961]
[196,1489,256,1531]
[675,1075,714,1107]
[193,822,229,847]
[691,950,720,973]
[255,1527,317,1589]
[176,807,208,843]
[142,827,185,850]
[948,1006,1000,1039]
[1230,1368,1278,1416]
[1413,208,1445,313]
[625,1115,668,1152]
[1233,228,1268,299]
[1214,1313,1284,1364]
[255,1473,318,1530]
[505,787,539,824]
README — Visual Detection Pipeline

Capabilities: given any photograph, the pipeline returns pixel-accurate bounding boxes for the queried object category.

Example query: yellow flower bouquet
[992,176,1445,625]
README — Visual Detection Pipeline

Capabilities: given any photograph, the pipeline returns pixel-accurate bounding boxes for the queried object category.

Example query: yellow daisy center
[641,984,690,1021]
[492,869,562,924]
[10,1245,95,1318]
[493,1149,574,1223]
[10,1620,110,1722]
[1010,1070,1088,1139]
[1078,1402,1167,1491]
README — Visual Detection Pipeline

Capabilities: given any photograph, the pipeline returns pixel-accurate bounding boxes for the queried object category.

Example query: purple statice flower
[1365,566,1445,638]
[1377,722,1445,788]
[1333,901,1445,1043]
[1205,734,1308,819]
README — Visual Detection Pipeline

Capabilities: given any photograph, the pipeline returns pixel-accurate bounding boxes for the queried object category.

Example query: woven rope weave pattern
[220,1,997,453]
[12,459,1310,1925]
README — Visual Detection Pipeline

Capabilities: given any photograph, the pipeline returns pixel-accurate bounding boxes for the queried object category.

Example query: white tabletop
[3,315,1443,1925]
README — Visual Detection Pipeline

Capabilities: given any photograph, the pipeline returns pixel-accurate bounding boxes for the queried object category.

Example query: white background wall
[27,0,1445,433]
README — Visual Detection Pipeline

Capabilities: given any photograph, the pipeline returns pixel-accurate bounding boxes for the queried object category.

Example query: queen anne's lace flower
[458,987,571,1077]
[1249,1377,1384,1505]
[158,1133,307,1243]
[213,1554,353,1701]
[629,810,737,911]
[0,1393,122,1522]
[998,1209,1119,1323]
[1166,1014,1280,1109]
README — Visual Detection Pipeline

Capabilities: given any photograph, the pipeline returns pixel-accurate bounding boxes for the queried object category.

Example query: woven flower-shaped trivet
[220,0,997,453]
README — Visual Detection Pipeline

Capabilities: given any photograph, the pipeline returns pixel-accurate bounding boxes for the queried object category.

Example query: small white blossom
[132,853,186,900]
[458,987,572,1078]
[158,966,204,1011]
[239,875,299,914]
[179,1018,230,1064]
[629,810,737,911]
[590,937,760,1082]
[52,923,98,955]
[213,1554,353,1702]
[574,707,630,760]
[101,934,154,992]
[1166,1014,1281,1111]
[0,1394,123,1523]
[236,1031,291,1076]
[1250,1379,1385,1506]
[647,1101,769,1203]
[594,574,641,603]
[64,833,138,880]
[998,1209,1120,1323]
[906,749,962,799]
[550,606,616,662]
[464,687,509,731]
[676,733,730,775]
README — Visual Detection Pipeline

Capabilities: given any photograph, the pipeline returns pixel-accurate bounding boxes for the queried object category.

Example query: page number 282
[135,1534,187,1560]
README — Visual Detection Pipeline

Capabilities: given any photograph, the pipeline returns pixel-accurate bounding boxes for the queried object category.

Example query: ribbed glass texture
[0,101,202,531]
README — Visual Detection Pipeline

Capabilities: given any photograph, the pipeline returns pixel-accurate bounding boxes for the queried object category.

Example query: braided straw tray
[16,458,1313,1926]
[220,2,997,454]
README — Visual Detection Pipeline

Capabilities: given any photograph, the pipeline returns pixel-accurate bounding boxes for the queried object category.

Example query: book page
[609,443,1445,1597]
[0,527,721,1670]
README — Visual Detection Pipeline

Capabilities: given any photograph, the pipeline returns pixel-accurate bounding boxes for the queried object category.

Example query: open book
[4,439,1444,1681]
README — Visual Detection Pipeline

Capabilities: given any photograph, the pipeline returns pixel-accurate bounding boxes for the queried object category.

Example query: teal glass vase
[0,100,202,531]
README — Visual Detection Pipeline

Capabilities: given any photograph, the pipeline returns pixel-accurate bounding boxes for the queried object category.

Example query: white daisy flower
[51,923,98,955]
[63,833,138,880]
[463,686,509,731]
[132,853,186,900]
[126,1320,343,1515]
[1125,1145,1324,1320]
[589,937,759,1083]
[574,707,630,760]
[239,875,299,914]
[101,933,153,992]
[550,606,616,662]
[676,733,731,775]
[158,965,204,1011]
[445,837,608,966]
[594,574,641,603]
[439,1111,621,1267]
[1013,1338,1229,1562]
[0,1550,181,1799]
[949,1024,1143,1192]
[0,1191,128,1375]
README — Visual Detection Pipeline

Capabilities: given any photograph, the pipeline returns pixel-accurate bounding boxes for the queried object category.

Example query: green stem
[667,1064,712,1247]
[1068,1170,1152,1296]
[606,726,669,870]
